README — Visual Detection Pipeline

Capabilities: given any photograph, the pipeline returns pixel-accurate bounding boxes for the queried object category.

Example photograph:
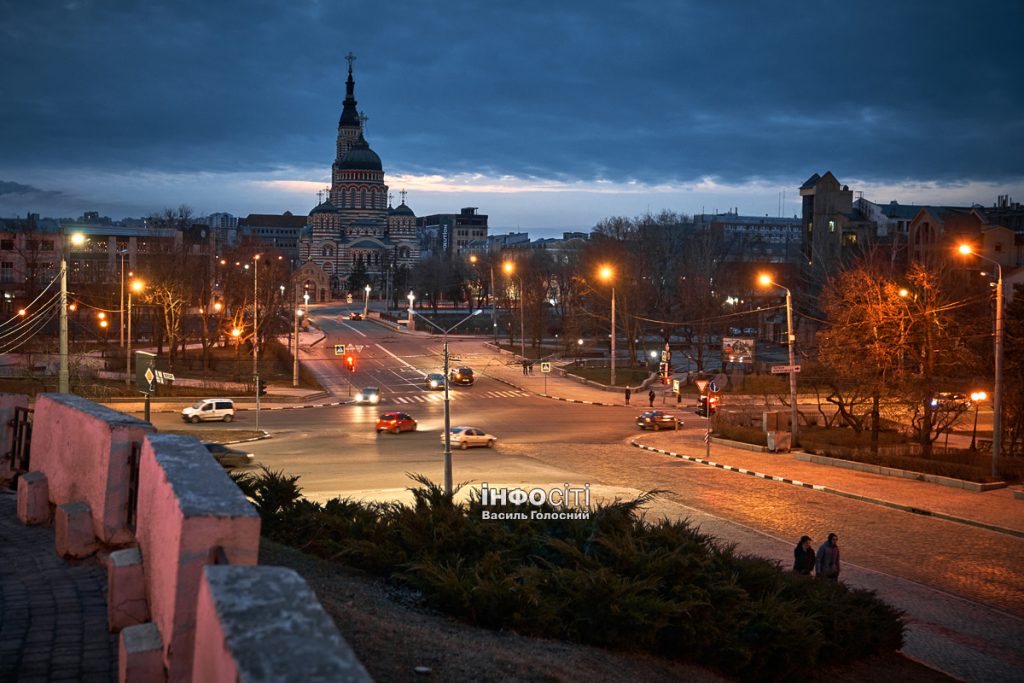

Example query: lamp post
[125,279,145,386]
[958,243,1004,476]
[969,391,987,451]
[250,255,260,375]
[294,307,303,387]
[758,274,799,446]
[469,254,497,341]
[598,266,615,387]
[59,230,86,393]
[407,291,415,326]
[118,248,128,348]
[364,283,371,317]
[411,308,484,495]
[503,262,525,361]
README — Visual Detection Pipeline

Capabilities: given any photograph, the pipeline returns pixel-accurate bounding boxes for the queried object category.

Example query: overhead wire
[0,305,58,355]
[0,269,61,332]
[0,290,61,342]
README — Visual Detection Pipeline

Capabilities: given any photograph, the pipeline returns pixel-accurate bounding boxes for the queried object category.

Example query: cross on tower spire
[358,111,368,134]
[400,189,408,204]
[345,51,356,72]
[388,192,394,206]
[316,189,323,203]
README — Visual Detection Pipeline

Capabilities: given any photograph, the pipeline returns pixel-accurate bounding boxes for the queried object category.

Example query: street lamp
[59,230,86,393]
[958,243,1004,476]
[469,254,497,342]
[407,291,415,326]
[251,255,260,376]
[364,283,371,317]
[503,261,525,361]
[598,265,615,387]
[757,273,799,447]
[969,390,987,451]
[125,279,145,386]
[293,306,303,388]
[117,248,129,348]
[411,308,484,495]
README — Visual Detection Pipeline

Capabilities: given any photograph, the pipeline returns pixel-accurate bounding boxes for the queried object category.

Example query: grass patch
[565,366,653,387]
[235,469,905,681]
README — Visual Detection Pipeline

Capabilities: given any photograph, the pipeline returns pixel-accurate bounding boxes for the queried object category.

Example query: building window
[842,232,858,246]
[828,220,836,233]
[994,242,1003,253]
[0,262,12,283]
[0,240,12,250]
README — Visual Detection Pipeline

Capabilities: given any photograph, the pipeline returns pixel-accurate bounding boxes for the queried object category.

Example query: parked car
[181,399,235,424]
[635,411,681,431]
[376,411,418,434]
[441,426,497,449]
[448,366,475,385]
[425,373,447,390]
[201,442,254,469]
[349,312,363,321]
[354,386,381,404]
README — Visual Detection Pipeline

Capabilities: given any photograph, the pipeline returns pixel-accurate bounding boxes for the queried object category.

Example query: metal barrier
[6,406,33,476]
[126,441,141,532]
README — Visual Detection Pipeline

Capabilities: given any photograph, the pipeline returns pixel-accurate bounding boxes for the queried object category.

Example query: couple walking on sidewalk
[793,533,840,579]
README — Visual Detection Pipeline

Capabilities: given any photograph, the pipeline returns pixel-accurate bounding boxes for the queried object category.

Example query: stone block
[17,471,50,525]
[119,622,164,683]
[55,500,97,558]
[108,548,149,632]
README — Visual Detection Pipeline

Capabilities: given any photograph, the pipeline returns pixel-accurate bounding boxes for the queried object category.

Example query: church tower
[297,53,420,300]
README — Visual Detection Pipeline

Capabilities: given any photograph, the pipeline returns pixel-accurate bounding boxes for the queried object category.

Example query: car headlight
[371,396,379,403]
[355,394,364,401]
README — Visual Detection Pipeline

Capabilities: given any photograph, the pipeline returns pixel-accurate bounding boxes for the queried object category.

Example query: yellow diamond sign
[144,367,155,384]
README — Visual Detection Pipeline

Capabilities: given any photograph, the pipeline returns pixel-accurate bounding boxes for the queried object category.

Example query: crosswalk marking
[384,390,529,404]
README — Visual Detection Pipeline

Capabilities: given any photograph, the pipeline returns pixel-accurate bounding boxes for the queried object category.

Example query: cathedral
[295,54,420,302]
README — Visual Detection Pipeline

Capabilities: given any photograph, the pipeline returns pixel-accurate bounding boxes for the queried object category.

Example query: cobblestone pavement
[0,491,118,683]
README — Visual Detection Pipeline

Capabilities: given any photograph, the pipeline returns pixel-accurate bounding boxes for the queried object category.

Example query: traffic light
[345,355,355,372]
[257,379,267,396]
[697,394,718,417]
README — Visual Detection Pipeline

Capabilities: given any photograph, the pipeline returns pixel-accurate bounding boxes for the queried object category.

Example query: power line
[0,290,61,342]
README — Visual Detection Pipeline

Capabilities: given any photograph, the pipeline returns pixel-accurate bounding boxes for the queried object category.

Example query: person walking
[625,387,631,405]
[522,360,528,376]
[793,535,815,575]
[648,389,656,407]
[815,533,841,580]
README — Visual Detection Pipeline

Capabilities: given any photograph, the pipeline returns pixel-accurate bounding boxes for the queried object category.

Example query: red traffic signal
[345,355,355,371]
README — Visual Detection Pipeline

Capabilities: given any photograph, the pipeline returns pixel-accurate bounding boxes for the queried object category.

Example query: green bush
[715,422,769,446]
[245,472,904,681]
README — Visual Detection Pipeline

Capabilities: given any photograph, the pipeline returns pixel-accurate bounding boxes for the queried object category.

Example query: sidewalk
[0,491,118,682]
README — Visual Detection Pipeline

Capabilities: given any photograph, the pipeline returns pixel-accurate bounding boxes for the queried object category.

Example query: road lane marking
[375,343,421,371]
[340,323,368,337]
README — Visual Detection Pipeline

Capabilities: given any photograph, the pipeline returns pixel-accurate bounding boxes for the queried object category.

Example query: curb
[630,439,1024,540]
[486,375,620,406]
[795,452,1007,492]
[221,430,272,445]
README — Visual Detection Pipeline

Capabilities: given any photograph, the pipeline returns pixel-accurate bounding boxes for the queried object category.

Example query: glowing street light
[757,272,799,446]
[969,390,987,451]
[364,283,371,317]
[598,265,616,386]
[503,261,525,362]
[59,231,86,393]
[126,279,145,386]
[958,242,1004,476]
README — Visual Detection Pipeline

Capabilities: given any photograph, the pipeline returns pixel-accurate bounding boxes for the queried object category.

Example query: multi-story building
[295,56,420,300]
[240,212,305,262]
[417,207,489,258]
[693,211,801,264]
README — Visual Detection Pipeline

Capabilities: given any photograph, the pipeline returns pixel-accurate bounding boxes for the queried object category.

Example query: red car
[376,411,417,434]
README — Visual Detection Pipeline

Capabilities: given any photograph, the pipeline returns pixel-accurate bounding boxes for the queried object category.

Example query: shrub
[244,472,905,680]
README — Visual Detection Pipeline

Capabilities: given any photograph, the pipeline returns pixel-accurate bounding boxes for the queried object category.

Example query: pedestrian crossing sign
[334,344,346,355]
[540,362,551,373]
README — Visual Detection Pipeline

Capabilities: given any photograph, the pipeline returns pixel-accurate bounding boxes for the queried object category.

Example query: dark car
[354,386,381,404]
[376,411,418,434]
[425,373,446,390]
[349,312,363,320]
[449,366,475,385]
[201,442,255,469]
[635,411,681,431]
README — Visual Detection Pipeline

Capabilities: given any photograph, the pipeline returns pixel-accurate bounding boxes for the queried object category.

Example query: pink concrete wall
[0,393,29,482]
[191,573,238,683]
[135,433,259,683]
[29,393,154,544]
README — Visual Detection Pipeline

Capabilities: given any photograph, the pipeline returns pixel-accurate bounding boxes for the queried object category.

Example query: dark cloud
[0,0,1021,215]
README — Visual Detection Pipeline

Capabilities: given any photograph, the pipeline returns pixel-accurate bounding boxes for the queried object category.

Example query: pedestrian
[648,389,655,407]
[528,361,534,375]
[793,535,815,575]
[815,532,841,580]
[625,387,631,405]
[522,360,528,375]
[676,391,682,405]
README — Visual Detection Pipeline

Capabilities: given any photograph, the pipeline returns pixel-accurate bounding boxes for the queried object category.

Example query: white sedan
[440,426,497,449]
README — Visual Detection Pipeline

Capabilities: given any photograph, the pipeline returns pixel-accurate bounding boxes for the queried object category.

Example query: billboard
[721,337,755,364]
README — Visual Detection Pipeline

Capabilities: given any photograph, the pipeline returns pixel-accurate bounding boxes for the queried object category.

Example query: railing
[7,406,33,475]
[125,441,141,532]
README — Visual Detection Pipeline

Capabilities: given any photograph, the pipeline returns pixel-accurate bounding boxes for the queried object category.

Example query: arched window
[324,262,333,273]
[360,189,366,208]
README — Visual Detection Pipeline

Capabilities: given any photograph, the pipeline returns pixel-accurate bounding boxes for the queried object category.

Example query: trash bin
[766,431,791,453]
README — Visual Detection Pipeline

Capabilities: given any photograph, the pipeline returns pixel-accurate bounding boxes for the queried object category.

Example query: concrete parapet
[30,393,155,545]
[109,547,149,631]
[55,500,97,558]
[119,622,164,683]
[135,433,260,682]
[16,471,50,525]
[192,566,372,683]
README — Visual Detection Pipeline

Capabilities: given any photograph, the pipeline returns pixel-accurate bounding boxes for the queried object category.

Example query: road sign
[135,351,156,393]
[708,381,718,393]
[771,364,801,374]
[694,379,709,392]
[351,344,364,352]
[540,362,551,373]
[334,344,346,355]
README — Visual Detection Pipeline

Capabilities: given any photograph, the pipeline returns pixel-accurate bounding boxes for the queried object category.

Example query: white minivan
[181,399,235,423]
